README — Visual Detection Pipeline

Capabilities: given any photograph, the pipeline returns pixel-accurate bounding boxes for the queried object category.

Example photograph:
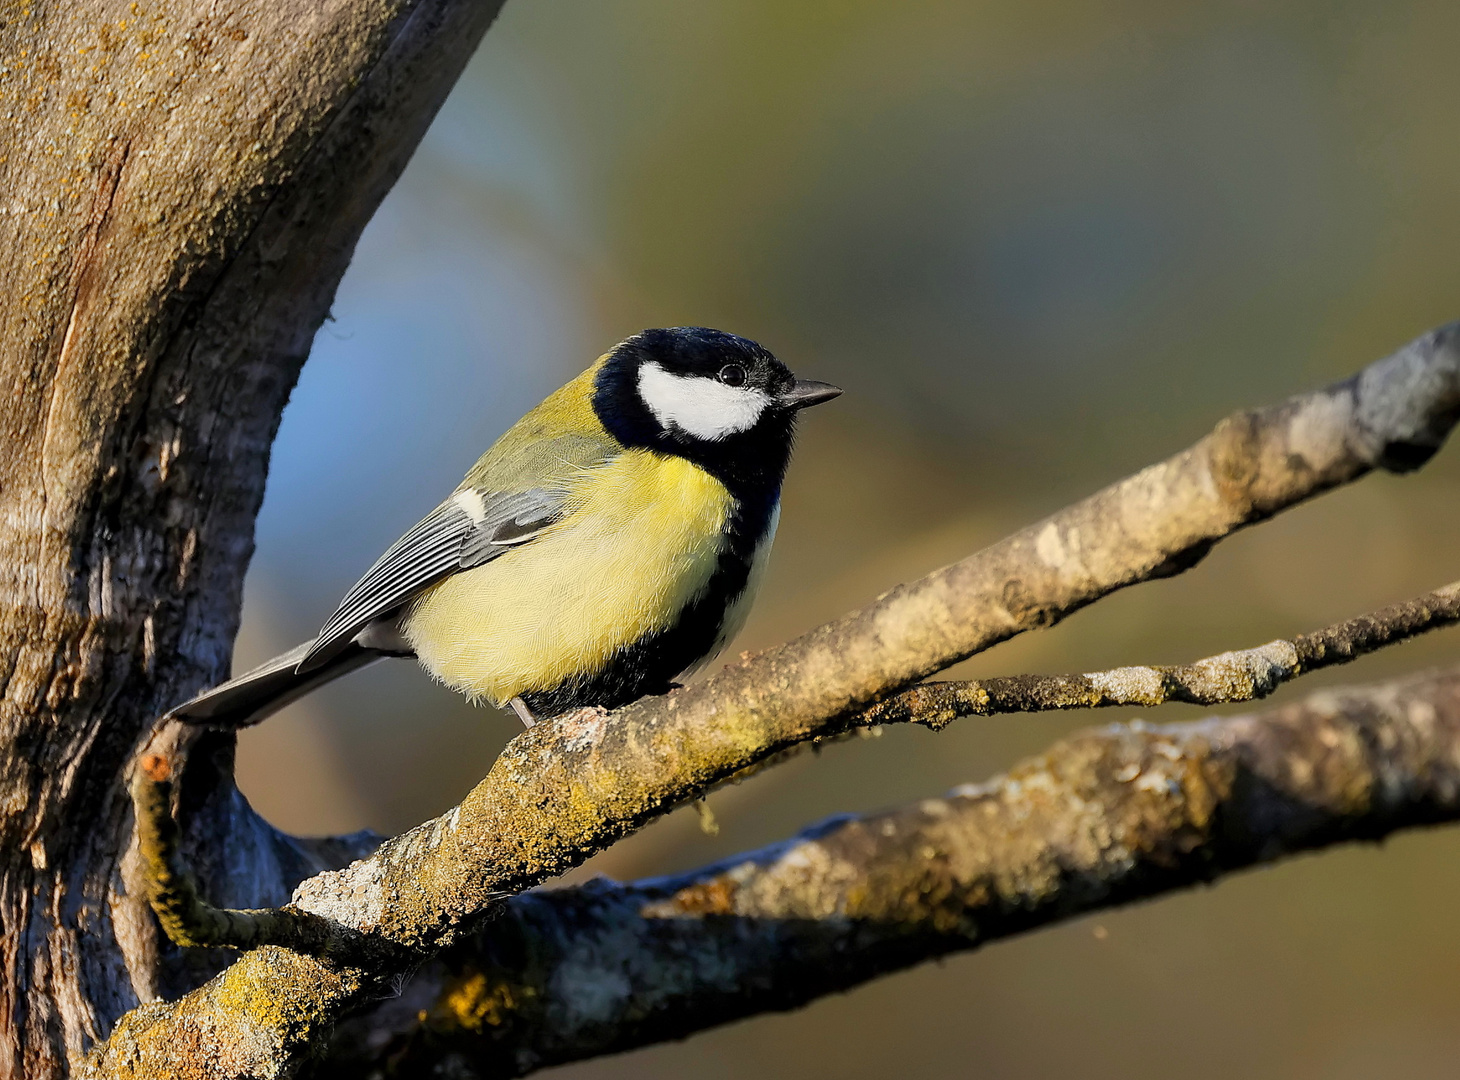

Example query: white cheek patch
[637,361,771,441]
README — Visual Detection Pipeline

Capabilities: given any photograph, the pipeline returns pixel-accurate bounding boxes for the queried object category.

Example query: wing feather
[296,486,568,672]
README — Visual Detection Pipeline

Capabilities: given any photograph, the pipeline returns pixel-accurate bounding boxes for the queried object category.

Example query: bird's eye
[718,363,747,387]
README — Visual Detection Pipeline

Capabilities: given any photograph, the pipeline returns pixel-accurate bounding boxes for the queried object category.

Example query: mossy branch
[131,754,358,958]
[864,580,1460,728]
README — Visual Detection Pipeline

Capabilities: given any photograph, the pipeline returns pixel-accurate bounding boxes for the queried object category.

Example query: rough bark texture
[342,665,1460,1077]
[0,0,504,1075]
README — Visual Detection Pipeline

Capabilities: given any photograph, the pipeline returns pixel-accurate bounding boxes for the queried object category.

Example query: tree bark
[0,1,504,1074]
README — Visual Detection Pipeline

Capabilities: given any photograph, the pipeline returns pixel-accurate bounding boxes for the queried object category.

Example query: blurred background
[234,2,1460,1077]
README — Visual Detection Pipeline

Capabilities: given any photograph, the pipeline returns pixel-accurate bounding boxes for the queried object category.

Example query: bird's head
[593,327,840,481]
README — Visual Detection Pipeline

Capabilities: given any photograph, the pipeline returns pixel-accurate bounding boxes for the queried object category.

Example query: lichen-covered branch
[352,664,1460,1078]
[864,580,1460,727]
[130,754,358,957]
[88,324,1460,1079]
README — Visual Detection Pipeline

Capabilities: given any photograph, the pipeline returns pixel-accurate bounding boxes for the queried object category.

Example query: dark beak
[778,379,843,410]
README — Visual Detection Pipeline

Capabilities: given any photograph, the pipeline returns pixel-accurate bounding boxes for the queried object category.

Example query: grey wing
[296,487,568,673]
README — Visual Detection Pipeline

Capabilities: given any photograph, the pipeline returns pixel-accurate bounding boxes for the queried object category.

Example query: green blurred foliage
[233,1,1460,1075]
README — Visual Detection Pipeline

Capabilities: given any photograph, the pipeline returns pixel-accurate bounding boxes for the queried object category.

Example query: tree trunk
[0,1,503,1073]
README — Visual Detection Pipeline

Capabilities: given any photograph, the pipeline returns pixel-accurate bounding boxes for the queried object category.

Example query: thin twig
[863,581,1460,728]
[131,753,356,956]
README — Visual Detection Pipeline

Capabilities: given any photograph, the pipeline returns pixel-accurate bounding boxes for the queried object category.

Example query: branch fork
[131,751,386,964]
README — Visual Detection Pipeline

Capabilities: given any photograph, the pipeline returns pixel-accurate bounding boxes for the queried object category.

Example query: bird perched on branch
[170,327,840,729]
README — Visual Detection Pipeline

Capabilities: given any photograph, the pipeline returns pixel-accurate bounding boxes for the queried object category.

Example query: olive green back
[457,355,622,493]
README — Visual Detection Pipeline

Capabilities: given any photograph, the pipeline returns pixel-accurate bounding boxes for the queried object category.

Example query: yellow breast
[402,450,735,705]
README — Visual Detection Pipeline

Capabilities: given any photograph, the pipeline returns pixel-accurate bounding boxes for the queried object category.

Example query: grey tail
[167,640,385,729]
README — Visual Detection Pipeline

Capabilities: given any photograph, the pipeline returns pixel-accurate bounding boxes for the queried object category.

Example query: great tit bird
[171,327,840,729]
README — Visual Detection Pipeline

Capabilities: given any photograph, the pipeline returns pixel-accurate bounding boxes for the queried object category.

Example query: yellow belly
[402,450,736,705]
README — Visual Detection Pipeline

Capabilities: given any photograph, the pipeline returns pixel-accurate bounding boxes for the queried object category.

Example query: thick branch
[864,580,1460,726]
[371,665,1460,1077]
[90,324,1460,1077]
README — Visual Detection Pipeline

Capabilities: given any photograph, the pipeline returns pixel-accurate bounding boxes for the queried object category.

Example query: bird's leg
[509,696,537,729]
